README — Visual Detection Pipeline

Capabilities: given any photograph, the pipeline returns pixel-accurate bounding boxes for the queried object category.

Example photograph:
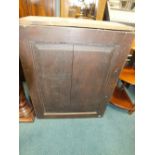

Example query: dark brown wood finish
[71,45,115,113]
[20,17,134,118]
[33,44,73,113]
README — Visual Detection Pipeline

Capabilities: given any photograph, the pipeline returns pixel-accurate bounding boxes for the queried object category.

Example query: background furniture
[110,40,135,114]
[19,0,56,17]
[110,77,135,114]
[60,0,107,20]
[19,60,35,122]
[20,17,133,118]
[19,83,35,122]
[106,0,135,26]
[19,0,107,20]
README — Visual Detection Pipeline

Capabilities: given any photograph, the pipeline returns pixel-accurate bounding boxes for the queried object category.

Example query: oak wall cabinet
[19,17,134,118]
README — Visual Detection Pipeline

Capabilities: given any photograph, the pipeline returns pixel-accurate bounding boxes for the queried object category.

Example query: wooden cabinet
[19,17,134,118]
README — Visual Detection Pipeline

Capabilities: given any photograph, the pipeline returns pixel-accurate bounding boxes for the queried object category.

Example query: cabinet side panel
[103,34,134,104]
[19,40,44,118]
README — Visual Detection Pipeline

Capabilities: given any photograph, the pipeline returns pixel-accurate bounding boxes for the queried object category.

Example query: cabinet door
[71,45,115,114]
[33,44,73,113]
[20,41,73,117]
[20,17,133,118]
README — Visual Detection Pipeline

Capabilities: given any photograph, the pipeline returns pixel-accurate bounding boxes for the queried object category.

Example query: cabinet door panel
[71,45,114,112]
[32,43,73,112]
[20,17,133,118]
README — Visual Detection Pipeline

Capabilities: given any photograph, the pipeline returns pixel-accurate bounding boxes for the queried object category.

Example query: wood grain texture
[19,0,29,17]
[60,0,69,17]
[119,68,135,85]
[19,0,56,17]
[110,86,135,114]
[20,17,133,118]
[96,0,107,20]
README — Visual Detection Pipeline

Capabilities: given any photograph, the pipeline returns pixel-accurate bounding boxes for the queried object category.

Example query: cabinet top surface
[20,16,134,32]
